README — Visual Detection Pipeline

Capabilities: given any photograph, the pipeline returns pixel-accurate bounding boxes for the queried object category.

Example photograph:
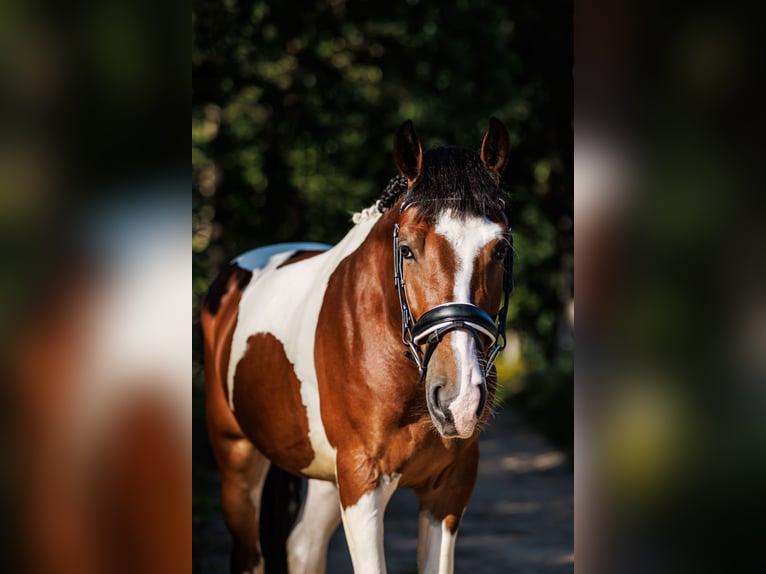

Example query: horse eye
[400,245,415,260]
[492,244,508,261]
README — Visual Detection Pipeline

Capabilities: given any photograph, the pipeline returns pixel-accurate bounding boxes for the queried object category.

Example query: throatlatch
[393,223,513,384]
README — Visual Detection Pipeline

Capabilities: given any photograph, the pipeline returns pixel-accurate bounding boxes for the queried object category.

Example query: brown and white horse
[202,118,513,574]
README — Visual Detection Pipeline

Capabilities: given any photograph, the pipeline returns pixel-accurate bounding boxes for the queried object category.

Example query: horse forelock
[406,147,506,221]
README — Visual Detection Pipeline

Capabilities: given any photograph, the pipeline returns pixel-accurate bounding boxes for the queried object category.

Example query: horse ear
[480,117,510,176]
[394,120,423,182]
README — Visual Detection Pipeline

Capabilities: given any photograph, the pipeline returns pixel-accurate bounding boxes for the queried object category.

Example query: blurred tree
[193,0,572,446]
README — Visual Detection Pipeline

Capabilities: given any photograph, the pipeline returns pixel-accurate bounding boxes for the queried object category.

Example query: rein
[392,221,513,384]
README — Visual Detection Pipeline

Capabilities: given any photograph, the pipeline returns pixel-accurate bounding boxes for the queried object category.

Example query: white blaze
[434,212,502,437]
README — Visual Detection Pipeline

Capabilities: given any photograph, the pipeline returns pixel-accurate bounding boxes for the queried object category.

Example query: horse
[201,117,514,574]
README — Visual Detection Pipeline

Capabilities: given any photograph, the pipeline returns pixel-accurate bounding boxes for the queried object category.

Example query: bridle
[392,219,514,384]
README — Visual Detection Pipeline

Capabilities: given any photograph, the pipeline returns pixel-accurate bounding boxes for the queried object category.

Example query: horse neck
[324,207,425,415]
[337,207,404,346]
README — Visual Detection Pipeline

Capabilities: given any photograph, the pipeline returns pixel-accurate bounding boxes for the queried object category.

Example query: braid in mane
[377,175,409,212]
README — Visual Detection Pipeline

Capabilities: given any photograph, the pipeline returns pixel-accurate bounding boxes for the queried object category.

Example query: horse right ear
[480,117,510,177]
[393,120,422,182]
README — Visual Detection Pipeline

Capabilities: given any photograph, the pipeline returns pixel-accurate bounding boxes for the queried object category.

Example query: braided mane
[377,175,409,212]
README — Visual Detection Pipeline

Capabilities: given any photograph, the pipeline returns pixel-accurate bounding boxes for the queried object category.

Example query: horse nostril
[431,382,451,420]
[432,385,443,410]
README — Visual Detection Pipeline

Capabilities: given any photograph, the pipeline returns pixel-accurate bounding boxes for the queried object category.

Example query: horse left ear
[394,120,423,182]
[480,117,510,176]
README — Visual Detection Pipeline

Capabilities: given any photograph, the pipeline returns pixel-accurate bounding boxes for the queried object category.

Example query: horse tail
[259,465,304,574]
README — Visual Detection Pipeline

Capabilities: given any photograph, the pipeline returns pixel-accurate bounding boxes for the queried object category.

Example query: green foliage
[192,0,572,440]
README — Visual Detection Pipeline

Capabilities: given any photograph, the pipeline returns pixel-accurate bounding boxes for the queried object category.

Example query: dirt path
[194,407,573,573]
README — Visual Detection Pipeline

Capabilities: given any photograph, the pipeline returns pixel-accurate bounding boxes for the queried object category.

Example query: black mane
[378,147,506,221]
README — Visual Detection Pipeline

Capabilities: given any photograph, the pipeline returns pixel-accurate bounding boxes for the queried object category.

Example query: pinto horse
[202,118,514,574]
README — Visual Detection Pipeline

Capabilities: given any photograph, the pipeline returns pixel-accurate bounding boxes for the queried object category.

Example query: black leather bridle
[393,221,514,384]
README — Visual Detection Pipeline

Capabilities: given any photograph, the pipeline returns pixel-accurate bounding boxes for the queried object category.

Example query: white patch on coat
[434,212,503,437]
[287,479,342,574]
[417,510,459,574]
[228,209,382,479]
[341,474,401,574]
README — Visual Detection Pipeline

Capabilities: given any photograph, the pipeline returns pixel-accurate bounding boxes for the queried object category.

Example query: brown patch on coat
[275,249,325,269]
[231,333,316,476]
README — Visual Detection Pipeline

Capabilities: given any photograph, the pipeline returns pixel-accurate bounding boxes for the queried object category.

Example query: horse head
[386,118,513,439]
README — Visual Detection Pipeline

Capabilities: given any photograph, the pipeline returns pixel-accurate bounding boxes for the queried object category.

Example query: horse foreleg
[337,466,400,574]
[415,444,479,574]
[286,478,342,574]
[416,511,459,574]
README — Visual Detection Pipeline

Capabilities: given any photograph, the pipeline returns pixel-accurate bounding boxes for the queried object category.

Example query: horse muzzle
[426,370,488,438]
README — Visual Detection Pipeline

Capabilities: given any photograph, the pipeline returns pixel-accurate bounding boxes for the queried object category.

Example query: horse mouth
[431,416,476,439]
[432,416,459,438]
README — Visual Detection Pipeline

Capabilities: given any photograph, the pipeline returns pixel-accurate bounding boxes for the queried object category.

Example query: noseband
[393,222,514,384]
